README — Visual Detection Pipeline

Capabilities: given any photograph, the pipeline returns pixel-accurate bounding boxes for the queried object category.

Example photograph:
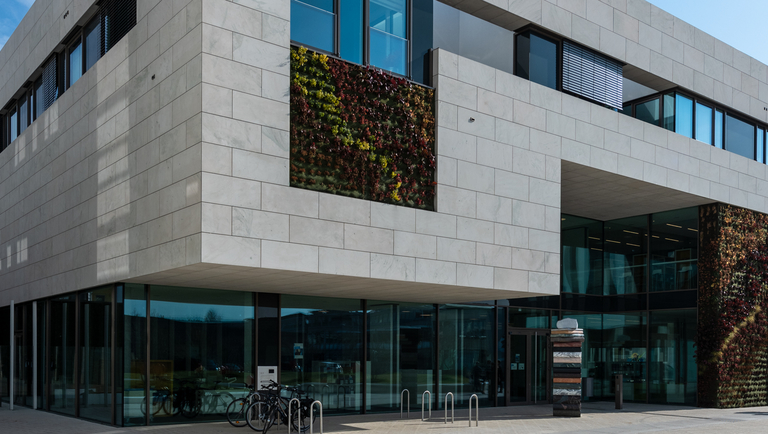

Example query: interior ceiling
[561,161,715,221]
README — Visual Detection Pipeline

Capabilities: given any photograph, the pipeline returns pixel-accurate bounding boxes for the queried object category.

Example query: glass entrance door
[507,330,550,405]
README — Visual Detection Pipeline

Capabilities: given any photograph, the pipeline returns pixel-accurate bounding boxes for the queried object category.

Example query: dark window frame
[624,88,767,165]
[290,0,413,79]
[513,26,562,92]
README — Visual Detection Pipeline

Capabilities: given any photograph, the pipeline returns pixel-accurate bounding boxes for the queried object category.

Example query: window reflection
[367,301,433,413]
[695,103,713,145]
[515,31,558,90]
[726,114,755,160]
[715,109,724,149]
[603,216,647,295]
[282,295,363,414]
[291,0,335,53]
[149,287,253,424]
[369,0,408,75]
[758,128,765,164]
[649,310,696,405]
[79,287,113,423]
[339,0,363,63]
[69,41,83,88]
[603,313,647,402]
[650,208,698,292]
[675,94,693,138]
[439,305,496,408]
[562,215,603,295]
[635,98,660,126]
[49,295,77,416]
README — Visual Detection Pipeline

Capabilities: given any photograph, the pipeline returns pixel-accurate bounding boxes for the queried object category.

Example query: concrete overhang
[125,265,549,304]
[562,161,715,221]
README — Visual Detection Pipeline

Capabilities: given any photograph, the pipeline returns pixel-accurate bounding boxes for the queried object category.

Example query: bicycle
[227,384,264,427]
[197,377,236,416]
[245,380,316,433]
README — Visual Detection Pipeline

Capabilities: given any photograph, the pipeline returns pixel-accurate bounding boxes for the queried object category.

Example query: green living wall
[289,46,436,210]
[699,203,768,407]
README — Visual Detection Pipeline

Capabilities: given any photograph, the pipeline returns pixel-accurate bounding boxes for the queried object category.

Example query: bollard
[400,389,410,419]
[421,391,431,421]
[468,394,479,427]
[444,392,454,424]
[615,374,623,410]
[310,400,323,434]
[287,398,300,433]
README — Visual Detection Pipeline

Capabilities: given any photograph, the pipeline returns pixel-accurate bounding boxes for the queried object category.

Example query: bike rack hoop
[287,397,301,434]
[468,394,479,427]
[444,392,454,424]
[421,390,431,421]
[310,400,323,434]
[400,389,410,419]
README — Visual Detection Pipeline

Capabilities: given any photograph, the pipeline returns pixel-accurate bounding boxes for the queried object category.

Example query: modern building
[2,0,768,426]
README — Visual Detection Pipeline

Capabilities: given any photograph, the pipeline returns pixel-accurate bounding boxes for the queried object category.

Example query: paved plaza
[4,402,768,434]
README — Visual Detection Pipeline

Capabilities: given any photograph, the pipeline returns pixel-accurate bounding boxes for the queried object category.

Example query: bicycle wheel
[179,393,201,418]
[162,393,178,417]
[214,391,235,416]
[227,398,250,427]
[245,400,270,432]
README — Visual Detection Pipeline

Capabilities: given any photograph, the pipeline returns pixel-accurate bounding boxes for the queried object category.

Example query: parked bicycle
[245,380,316,433]
[226,384,263,427]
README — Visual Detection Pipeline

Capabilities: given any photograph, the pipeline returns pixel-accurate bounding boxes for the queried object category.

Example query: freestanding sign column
[552,318,583,417]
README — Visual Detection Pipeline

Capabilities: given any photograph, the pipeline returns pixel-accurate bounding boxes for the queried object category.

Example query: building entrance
[506,330,550,405]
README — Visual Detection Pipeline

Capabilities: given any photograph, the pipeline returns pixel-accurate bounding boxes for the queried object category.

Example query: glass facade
[726,114,755,160]
[675,94,693,138]
[69,41,83,88]
[636,99,660,126]
[366,301,435,412]
[695,103,713,145]
[291,0,335,53]
[0,205,703,422]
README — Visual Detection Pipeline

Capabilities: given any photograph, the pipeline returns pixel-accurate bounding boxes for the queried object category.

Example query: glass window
[603,216,647,295]
[36,301,47,410]
[562,215,604,295]
[258,293,279,367]
[149,286,254,424]
[675,94,693,138]
[282,295,362,414]
[10,108,18,142]
[291,0,335,53]
[515,31,558,90]
[0,307,8,404]
[18,95,28,135]
[650,207,698,292]
[339,0,363,63]
[726,114,755,160]
[603,313,647,402]
[120,284,146,426]
[663,93,675,131]
[84,17,101,71]
[758,129,765,164]
[695,102,713,145]
[714,109,724,149]
[49,295,77,416]
[79,287,113,423]
[34,78,44,119]
[649,309,696,405]
[509,308,549,328]
[367,301,434,413]
[635,98,659,126]
[369,0,408,75]
[69,40,83,88]
[439,305,496,408]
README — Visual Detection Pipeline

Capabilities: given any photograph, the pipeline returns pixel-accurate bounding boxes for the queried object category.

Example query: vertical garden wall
[289,46,436,210]
[699,203,768,407]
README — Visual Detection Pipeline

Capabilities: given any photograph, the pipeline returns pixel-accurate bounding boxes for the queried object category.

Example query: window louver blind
[41,56,58,112]
[562,40,623,109]
[100,0,137,54]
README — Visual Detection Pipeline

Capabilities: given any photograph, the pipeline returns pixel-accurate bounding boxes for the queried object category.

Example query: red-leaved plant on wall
[289,46,436,210]
[698,203,768,407]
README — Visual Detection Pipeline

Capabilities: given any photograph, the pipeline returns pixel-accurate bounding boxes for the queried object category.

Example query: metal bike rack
[310,400,323,434]
[322,385,332,408]
[444,392,454,424]
[400,389,410,419]
[287,398,301,433]
[421,390,431,421]
[337,385,348,408]
[468,394,479,427]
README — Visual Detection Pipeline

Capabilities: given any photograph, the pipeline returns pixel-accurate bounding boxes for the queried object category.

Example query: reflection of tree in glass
[205,309,222,323]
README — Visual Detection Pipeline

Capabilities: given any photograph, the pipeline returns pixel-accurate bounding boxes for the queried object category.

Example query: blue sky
[0,0,34,49]
[0,1,766,66]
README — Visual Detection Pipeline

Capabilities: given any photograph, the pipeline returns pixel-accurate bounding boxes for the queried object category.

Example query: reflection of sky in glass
[147,300,252,322]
